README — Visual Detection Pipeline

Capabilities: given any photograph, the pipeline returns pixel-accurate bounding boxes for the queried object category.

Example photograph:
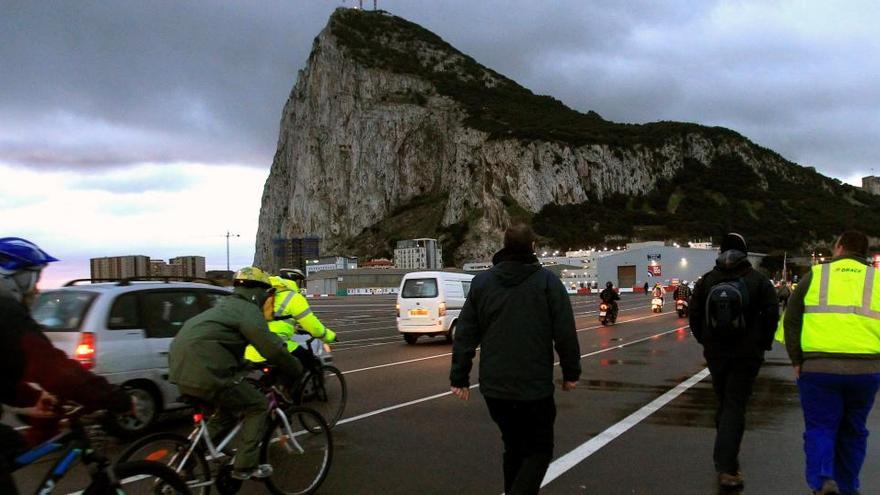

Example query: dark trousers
[180,382,268,470]
[798,372,880,493]
[706,358,762,474]
[485,395,556,495]
[0,423,24,495]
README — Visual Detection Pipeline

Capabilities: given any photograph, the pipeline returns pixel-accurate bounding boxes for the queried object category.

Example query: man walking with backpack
[689,233,779,489]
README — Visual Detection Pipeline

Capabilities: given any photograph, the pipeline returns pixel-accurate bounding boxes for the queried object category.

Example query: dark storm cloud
[1,1,877,181]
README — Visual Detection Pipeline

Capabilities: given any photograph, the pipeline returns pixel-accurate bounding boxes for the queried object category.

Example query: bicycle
[118,366,333,495]
[290,332,347,430]
[11,403,190,494]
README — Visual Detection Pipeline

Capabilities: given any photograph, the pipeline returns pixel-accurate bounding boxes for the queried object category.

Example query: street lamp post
[226,231,240,272]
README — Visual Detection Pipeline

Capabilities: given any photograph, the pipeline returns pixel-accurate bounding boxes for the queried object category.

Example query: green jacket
[169,290,303,394]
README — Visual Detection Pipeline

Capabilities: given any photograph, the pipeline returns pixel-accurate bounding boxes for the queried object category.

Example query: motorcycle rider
[652,283,667,306]
[1,238,132,495]
[599,281,620,321]
[673,281,692,302]
[244,268,337,369]
[169,266,304,480]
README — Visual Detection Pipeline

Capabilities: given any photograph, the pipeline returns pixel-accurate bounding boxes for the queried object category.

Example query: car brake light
[396,303,400,317]
[438,302,446,316]
[75,332,96,370]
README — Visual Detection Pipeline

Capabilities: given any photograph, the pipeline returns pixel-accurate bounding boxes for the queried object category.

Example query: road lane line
[539,367,710,489]
[337,326,686,426]
[334,310,674,353]
[335,335,407,344]
[343,352,453,375]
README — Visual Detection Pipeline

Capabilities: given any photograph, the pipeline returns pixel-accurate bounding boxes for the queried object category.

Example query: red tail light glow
[193,413,204,423]
[75,332,96,370]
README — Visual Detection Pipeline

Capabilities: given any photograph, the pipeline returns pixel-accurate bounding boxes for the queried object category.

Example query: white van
[396,271,474,345]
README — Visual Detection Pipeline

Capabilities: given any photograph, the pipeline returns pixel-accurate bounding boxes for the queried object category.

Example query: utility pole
[226,231,240,272]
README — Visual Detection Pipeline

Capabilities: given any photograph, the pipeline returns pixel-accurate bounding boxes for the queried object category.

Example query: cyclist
[0,238,132,495]
[168,266,304,481]
[244,268,337,369]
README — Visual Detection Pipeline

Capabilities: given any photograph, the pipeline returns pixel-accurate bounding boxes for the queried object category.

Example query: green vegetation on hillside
[327,9,879,261]
[342,192,471,266]
[534,154,880,253]
[329,9,750,148]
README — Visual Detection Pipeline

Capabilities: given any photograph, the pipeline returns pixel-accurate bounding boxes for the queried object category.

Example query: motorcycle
[675,298,689,318]
[599,301,617,325]
[651,296,663,313]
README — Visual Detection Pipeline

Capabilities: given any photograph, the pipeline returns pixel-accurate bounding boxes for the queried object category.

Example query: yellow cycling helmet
[269,275,298,291]
[233,266,272,288]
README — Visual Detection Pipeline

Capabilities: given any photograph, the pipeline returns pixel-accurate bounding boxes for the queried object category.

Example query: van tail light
[75,332,96,370]
[438,302,447,316]
[396,303,400,317]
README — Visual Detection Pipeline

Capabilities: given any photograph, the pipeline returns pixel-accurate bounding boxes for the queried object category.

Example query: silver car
[31,279,231,436]
[32,278,333,436]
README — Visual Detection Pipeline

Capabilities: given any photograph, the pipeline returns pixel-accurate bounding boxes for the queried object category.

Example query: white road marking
[539,367,710,489]
[335,335,408,345]
[337,326,685,425]
[333,310,673,353]
[343,352,453,375]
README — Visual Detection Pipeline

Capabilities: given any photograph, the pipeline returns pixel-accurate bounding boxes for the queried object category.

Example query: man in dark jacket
[450,223,581,495]
[1,237,131,495]
[689,233,778,489]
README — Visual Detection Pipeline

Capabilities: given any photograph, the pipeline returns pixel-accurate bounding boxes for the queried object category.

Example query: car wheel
[403,334,419,345]
[104,384,158,439]
[445,323,456,343]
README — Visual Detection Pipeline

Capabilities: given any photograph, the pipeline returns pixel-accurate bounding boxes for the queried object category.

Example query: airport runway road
[12,293,880,494]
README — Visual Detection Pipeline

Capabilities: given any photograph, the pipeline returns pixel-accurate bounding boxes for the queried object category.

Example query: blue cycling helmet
[0,237,58,302]
[0,237,58,274]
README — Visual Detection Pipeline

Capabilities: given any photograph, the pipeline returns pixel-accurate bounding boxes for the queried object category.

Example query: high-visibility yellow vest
[244,276,336,363]
[801,258,880,354]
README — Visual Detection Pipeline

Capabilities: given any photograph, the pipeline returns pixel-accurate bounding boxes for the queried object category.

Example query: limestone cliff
[254,8,879,269]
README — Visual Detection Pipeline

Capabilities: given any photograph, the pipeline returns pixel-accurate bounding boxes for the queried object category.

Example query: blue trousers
[798,372,880,493]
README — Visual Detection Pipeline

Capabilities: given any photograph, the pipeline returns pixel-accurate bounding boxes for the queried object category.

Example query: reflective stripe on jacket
[801,259,880,354]
[244,276,335,362]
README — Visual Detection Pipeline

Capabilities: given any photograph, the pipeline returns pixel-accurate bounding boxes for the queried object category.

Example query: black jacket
[673,286,692,301]
[0,295,130,412]
[450,249,581,400]
[599,288,620,302]
[689,250,779,359]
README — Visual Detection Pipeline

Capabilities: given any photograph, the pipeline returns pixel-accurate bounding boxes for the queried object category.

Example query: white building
[463,261,492,272]
[305,256,358,277]
[394,238,443,270]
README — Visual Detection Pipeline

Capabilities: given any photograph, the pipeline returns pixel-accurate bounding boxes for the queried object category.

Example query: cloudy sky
[2,0,878,287]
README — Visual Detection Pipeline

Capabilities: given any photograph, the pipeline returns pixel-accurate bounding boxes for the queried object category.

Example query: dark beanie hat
[720,233,748,253]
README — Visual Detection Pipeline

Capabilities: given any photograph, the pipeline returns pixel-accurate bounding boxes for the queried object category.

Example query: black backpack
[705,278,749,339]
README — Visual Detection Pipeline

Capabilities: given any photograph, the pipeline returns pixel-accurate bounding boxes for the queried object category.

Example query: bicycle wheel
[117,432,211,495]
[82,459,191,494]
[294,365,347,430]
[261,406,333,495]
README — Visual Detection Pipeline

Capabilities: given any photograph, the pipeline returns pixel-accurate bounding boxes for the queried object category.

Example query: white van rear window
[402,278,438,298]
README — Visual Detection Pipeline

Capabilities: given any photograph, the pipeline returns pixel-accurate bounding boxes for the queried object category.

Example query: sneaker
[718,471,744,488]
[813,479,840,495]
[231,464,274,480]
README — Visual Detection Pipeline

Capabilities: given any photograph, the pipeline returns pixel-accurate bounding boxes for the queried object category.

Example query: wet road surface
[10,293,880,494]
